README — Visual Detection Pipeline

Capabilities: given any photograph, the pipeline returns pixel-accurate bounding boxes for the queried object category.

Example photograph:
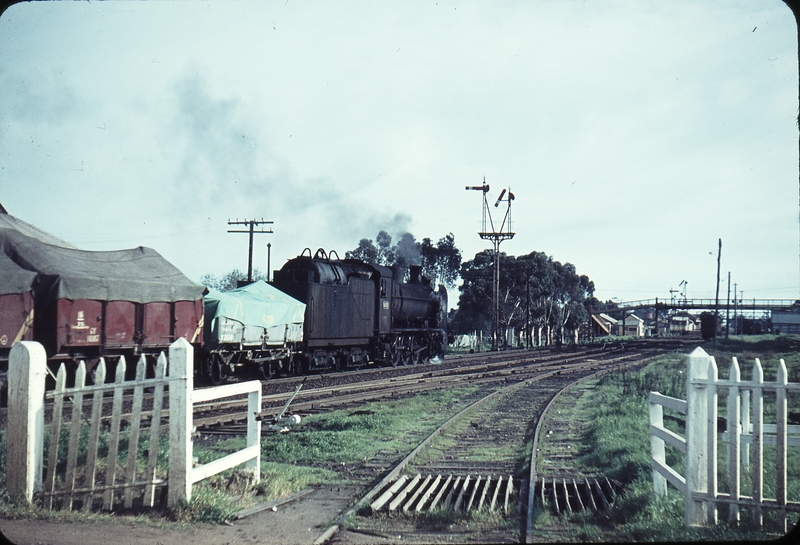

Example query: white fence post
[706,357,718,525]
[168,337,194,508]
[726,357,741,524]
[776,359,788,533]
[686,346,712,527]
[7,341,47,503]
[246,386,262,482]
[648,399,667,496]
[752,359,764,526]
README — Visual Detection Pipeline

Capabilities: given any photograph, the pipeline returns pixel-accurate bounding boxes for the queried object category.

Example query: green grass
[261,386,479,466]
[170,481,239,524]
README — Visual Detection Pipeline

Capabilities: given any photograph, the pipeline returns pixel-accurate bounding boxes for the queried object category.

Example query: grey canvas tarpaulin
[0,210,205,307]
[0,249,37,296]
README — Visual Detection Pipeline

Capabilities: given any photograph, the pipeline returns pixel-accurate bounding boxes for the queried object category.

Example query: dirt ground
[0,485,377,545]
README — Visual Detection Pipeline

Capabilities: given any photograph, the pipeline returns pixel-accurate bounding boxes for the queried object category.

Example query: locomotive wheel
[389,348,401,367]
[410,349,421,366]
[420,348,431,365]
[400,350,411,367]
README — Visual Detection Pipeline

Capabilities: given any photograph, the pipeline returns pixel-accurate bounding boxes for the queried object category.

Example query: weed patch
[169,482,238,524]
[261,386,478,465]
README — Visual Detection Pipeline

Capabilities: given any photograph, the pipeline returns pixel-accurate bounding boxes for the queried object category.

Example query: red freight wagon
[0,209,205,382]
[0,292,34,349]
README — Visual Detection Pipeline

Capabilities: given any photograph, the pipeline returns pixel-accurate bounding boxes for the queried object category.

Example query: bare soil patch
[1,485,359,545]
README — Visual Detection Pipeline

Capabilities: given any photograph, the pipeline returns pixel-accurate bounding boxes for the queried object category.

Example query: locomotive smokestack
[410,265,422,284]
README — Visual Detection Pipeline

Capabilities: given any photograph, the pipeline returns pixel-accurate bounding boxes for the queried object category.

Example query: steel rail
[524,354,661,543]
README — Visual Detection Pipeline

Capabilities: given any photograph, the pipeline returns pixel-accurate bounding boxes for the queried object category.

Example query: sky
[0,0,798,309]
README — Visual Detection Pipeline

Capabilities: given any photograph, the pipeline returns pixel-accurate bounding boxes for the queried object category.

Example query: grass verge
[534,334,800,542]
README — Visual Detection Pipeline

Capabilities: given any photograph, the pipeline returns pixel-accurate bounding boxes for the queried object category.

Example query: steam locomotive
[270,248,448,373]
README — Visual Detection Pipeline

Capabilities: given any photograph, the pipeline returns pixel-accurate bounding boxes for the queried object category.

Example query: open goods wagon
[0,210,205,385]
[203,280,305,383]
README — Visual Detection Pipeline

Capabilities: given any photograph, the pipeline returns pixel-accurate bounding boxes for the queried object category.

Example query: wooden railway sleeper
[537,477,617,514]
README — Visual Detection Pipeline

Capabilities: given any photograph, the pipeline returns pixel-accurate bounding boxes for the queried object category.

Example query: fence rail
[649,347,799,532]
[7,338,262,512]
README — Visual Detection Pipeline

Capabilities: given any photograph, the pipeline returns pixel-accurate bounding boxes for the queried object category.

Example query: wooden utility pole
[725,272,731,339]
[713,238,722,350]
[227,219,274,283]
[267,242,272,282]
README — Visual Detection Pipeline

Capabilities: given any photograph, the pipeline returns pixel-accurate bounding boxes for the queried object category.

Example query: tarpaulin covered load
[0,212,206,307]
[204,280,305,347]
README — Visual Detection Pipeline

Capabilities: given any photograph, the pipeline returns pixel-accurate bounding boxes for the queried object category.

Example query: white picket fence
[649,347,800,532]
[6,338,262,511]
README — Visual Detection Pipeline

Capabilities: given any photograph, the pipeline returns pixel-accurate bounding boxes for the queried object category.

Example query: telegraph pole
[466,179,515,350]
[227,218,274,283]
[713,238,722,350]
[725,272,731,339]
[267,242,272,282]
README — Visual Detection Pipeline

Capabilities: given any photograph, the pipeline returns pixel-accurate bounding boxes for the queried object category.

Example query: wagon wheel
[258,361,275,380]
[282,355,297,377]
[207,354,225,386]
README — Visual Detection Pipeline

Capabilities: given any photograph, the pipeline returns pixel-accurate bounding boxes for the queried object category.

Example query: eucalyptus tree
[421,233,462,289]
[346,230,462,289]
[452,249,595,347]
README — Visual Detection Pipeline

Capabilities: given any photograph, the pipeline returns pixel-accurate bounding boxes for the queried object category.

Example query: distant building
[590,313,618,337]
[770,309,800,334]
[669,312,699,335]
[619,313,645,337]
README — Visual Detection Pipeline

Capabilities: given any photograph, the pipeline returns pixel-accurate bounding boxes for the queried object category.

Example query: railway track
[0,337,687,542]
[19,339,688,439]
[310,346,668,544]
[192,344,640,430]
[194,337,695,430]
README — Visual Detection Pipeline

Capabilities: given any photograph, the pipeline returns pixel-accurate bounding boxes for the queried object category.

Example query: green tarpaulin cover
[204,280,305,346]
